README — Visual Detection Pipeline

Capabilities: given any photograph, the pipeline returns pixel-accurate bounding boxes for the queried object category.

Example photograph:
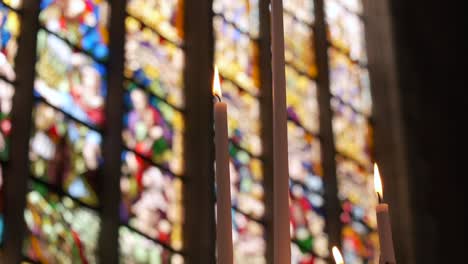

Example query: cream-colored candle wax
[213,66,233,264]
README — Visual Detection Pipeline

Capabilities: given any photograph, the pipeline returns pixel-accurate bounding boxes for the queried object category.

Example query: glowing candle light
[213,66,233,264]
[374,163,396,264]
[332,246,344,264]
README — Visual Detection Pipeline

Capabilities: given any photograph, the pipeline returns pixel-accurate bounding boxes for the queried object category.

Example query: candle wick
[215,94,222,102]
[377,192,383,204]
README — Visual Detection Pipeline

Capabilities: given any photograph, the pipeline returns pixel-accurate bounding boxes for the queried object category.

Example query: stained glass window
[325,0,378,262]
[119,226,184,264]
[23,0,110,260]
[120,151,183,250]
[0,1,20,81]
[283,0,329,262]
[122,82,184,175]
[29,102,102,206]
[120,0,186,261]
[34,30,107,128]
[39,0,110,60]
[0,0,21,246]
[23,181,100,263]
[213,0,266,262]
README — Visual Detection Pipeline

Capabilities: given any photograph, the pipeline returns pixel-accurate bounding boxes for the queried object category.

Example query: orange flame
[374,163,383,200]
[212,65,222,98]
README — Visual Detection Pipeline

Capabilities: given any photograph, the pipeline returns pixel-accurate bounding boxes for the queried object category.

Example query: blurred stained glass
[283,13,317,77]
[286,67,320,134]
[39,0,110,60]
[336,157,378,263]
[287,122,322,189]
[331,98,373,167]
[213,0,259,38]
[223,79,261,156]
[283,0,328,261]
[120,151,183,251]
[0,2,21,81]
[119,226,184,264]
[126,0,184,45]
[2,0,22,9]
[29,102,102,207]
[214,16,260,95]
[122,83,184,176]
[232,211,266,264]
[326,0,379,261]
[329,49,372,115]
[124,16,185,108]
[326,0,366,63]
[229,144,264,219]
[35,30,107,128]
[284,0,314,25]
[121,0,185,256]
[0,82,10,242]
[0,79,13,162]
[23,183,100,263]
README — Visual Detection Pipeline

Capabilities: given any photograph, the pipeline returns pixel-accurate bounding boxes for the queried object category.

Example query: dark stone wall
[389,0,465,263]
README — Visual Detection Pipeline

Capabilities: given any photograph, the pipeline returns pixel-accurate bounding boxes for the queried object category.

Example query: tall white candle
[374,164,396,264]
[271,0,291,263]
[213,66,234,264]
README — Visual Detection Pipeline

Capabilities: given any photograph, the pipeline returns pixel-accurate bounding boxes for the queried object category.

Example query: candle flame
[332,246,344,264]
[374,163,383,199]
[212,65,222,98]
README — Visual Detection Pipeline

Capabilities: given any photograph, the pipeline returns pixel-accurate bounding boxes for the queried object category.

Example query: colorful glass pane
[39,0,110,60]
[124,16,185,108]
[326,0,366,62]
[120,151,183,251]
[29,102,102,207]
[290,181,328,256]
[122,83,184,175]
[331,98,372,166]
[126,0,184,45]
[335,0,362,14]
[35,30,107,127]
[285,67,320,134]
[212,0,259,38]
[0,2,20,81]
[232,211,266,264]
[291,243,328,264]
[2,0,22,9]
[23,182,100,263]
[284,13,317,77]
[336,157,378,263]
[0,164,3,245]
[119,226,184,264]
[287,122,322,188]
[223,79,261,156]
[329,49,371,115]
[214,16,260,95]
[284,0,314,25]
[229,144,264,219]
[0,79,12,162]
[0,79,13,245]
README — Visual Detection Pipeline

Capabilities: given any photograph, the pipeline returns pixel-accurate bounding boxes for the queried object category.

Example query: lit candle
[374,163,396,264]
[332,246,344,264]
[213,66,233,264]
[271,0,291,263]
